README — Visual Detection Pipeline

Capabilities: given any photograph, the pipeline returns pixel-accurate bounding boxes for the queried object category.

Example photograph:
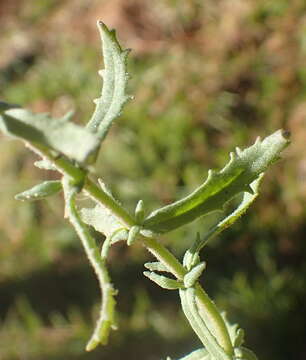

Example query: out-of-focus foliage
[0,1,305,359]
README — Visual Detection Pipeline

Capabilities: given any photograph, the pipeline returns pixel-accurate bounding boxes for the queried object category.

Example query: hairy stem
[62,178,117,350]
[29,143,233,355]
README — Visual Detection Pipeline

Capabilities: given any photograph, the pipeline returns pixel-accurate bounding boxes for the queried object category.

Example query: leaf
[143,130,290,234]
[0,108,101,163]
[143,271,184,290]
[183,262,206,288]
[80,204,127,241]
[15,180,62,201]
[183,175,264,270]
[86,21,132,140]
[144,261,170,272]
[221,312,244,348]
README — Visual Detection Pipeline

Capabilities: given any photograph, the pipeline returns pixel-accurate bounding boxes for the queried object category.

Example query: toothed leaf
[0,109,100,163]
[15,180,62,201]
[143,130,289,233]
[86,21,132,139]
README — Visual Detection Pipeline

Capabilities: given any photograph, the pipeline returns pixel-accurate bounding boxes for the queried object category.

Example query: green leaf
[183,262,206,288]
[183,175,264,270]
[143,271,184,290]
[86,21,132,140]
[0,108,100,163]
[221,312,244,348]
[143,130,290,234]
[80,204,127,241]
[144,261,170,272]
[15,180,62,201]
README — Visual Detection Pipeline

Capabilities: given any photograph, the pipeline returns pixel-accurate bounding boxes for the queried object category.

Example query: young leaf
[81,204,127,241]
[183,262,206,288]
[221,312,244,348]
[143,130,289,234]
[0,109,100,164]
[183,175,264,270]
[15,180,62,201]
[144,261,170,273]
[86,21,132,140]
[143,271,184,290]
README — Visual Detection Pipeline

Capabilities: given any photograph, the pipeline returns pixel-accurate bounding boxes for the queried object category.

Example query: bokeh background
[0,1,306,359]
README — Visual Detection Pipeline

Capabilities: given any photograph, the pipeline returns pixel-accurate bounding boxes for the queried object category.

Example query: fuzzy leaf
[15,180,62,201]
[144,261,170,273]
[0,108,100,163]
[183,175,264,270]
[184,262,206,288]
[221,312,245,348]
[81,204,127,241]
[143,271,184,290]
[86,21,132,139]
[143,130,289,234]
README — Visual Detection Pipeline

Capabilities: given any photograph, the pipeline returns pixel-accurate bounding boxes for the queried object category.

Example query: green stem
[62,178,117,351]
[29,143,233,355]
[141,235,233,356]
[84,178,135,227]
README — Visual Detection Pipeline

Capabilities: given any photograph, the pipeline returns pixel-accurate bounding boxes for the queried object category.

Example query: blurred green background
[0,1,305,359]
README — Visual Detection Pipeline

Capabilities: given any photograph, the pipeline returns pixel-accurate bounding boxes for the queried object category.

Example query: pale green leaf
[0,108,100,163]
[221,312,244,348]
[143,271,184,290]
[183,262,206,288]
[144,261,170,272]
[86,21,132,140]
[183,175,264,270]
[80,204,127,240]
[143,130,289,234]
[15,180,62,201]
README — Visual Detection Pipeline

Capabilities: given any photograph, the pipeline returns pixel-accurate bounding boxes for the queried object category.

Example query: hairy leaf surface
[81,204,127,241]
[143,130,289,233]
[0,109,100,163]
[86,21,132,139]
[15,180,62,201]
